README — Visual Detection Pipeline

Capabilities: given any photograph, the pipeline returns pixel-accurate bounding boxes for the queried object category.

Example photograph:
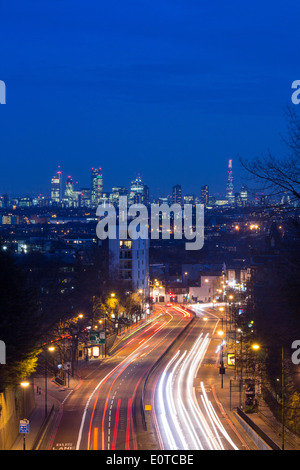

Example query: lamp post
[251,342,285,450]
[281,346,285,451]
[44,345,55,418]
[20,381,30,450]
[217,324,225,389]
[20,381,30,419]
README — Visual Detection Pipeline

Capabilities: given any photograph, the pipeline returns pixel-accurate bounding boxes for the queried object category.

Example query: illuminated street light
[20,381,30,388]
[45,345,55,417]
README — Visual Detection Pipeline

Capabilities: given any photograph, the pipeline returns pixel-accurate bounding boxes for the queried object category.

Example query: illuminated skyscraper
[79,188,91,207]
[240,186,248,207]
[201,185,209,206]
[51,168,62,203]
[226,159,234,205]
[62,175,75,206]
[91,168,103,206]
[64,175,74,199]
[172,184,182,205]
[111,186,128,206]
[129,176,145,205]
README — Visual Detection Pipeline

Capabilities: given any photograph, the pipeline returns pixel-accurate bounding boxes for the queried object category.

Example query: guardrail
[236,407,282,451]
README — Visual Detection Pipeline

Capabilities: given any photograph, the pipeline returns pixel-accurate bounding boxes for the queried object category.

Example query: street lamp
[20,381,30,388]
[20,381,31,450]
[251,343,285,450]
[44,345,55,418]
[20,381,30,419]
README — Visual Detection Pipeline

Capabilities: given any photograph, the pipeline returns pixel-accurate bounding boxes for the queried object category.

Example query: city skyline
[0,1,296,198]
[1,158,244,200]
[1,0,300,454]
[1,158,251,208]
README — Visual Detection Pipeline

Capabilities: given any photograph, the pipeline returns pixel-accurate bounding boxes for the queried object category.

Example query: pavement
[212,366,300,450]
[10,374,79,450]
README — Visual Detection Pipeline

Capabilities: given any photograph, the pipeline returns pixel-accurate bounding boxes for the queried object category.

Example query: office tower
[143,185,150,207]
[226,159,235,205]
[240,186,248,207]
[91,168,103,206]
[172,184,182,205]
[79,188,91,207]
[51,168,62,203]
[64,175,74,200]
[111,187,128,206]
[235,192,242,207]
[129,176,145,205]
[201,185,209,206]
[183,195,195,205]
[1,194,9,208]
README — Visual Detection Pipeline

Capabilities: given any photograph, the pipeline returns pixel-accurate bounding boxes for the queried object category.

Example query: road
[49,305,192,450]
[148,304,243,450]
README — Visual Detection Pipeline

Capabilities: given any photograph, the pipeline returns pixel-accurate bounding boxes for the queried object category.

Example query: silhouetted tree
[0,251,45,390]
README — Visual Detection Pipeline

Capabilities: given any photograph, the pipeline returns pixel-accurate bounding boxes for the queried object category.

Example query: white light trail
[155,313,239,451]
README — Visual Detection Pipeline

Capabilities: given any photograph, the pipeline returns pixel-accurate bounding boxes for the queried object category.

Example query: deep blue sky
[0,0,299,199]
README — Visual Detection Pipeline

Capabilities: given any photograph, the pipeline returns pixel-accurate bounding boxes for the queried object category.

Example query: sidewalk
[10,374,81,450]
[212,367,300,450]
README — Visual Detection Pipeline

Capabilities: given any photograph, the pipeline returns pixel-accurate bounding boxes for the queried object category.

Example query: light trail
[76,308,184,450]
[154,311,239,451]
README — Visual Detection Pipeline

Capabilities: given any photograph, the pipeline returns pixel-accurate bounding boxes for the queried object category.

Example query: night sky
[0,0,299,199]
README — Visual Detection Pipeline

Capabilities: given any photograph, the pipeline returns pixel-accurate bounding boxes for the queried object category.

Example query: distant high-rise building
[226,159,234,205]
[183,195,195,205]
[79,188,91,207]
[1,194,9,208]
[51,168,62,203]
[64,175,74,201]
[201,185,209,206]
[240,186,248,207]
[129,176,145,205]
[143,185,150,207]
[91,168,103,206]
[110,186,128,206]
[172,184,182,205]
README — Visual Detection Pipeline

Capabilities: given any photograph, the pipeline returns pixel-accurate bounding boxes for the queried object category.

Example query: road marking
[93,428,98,450]
[111,399,121,450]
[125,398,131,450]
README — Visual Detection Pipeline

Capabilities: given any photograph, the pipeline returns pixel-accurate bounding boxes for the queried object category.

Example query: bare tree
[240,107,300,212]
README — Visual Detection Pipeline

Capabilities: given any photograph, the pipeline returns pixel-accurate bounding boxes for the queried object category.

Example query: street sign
[19,419,29,434]
[89,330,106,345]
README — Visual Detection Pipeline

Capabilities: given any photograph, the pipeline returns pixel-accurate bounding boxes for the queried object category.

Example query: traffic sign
[89,330,106,345]
[19,419,29,434]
